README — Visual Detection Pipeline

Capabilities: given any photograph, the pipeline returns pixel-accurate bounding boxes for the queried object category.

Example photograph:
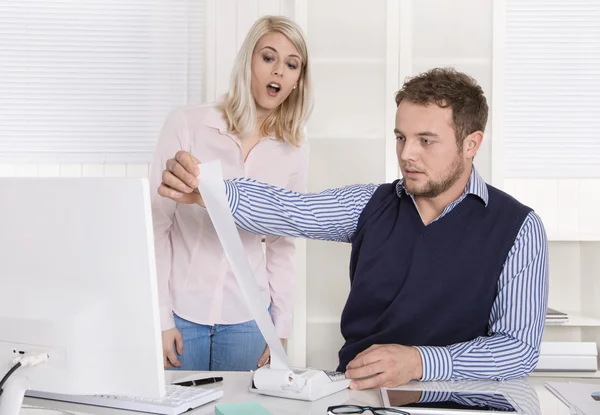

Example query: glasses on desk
[327,405,410,415]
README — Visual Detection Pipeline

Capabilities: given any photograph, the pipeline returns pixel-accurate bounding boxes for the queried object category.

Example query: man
[157,67,549,390]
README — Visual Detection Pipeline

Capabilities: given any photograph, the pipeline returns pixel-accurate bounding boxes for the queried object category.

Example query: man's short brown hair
[395,67,488,148]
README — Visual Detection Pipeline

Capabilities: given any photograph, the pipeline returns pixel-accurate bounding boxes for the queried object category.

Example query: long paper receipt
[197,161,290,370]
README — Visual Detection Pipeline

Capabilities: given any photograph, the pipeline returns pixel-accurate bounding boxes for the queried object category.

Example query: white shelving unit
[545,313,600,328]
[538,315,600,377]
[538,312,600,377]
[492,0,600,378]
[287,0,403,370]
[530,371,600,379]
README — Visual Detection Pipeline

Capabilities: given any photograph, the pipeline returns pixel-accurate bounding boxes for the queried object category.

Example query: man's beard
[403,154,465,198]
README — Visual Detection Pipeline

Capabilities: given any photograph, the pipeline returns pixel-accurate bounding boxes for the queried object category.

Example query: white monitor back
[0,178,164,398]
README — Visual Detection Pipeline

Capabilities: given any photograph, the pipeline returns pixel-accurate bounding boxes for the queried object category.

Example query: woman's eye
[263,56,273,62]
[287,63,298,70]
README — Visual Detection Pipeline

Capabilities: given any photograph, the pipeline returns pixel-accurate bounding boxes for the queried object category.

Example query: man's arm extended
[224,178,379,243]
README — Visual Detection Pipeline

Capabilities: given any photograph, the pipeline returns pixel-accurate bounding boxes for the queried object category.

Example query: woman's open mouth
[266,82,281,97]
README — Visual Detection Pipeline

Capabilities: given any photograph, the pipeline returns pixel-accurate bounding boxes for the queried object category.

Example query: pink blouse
[149,104,309,338]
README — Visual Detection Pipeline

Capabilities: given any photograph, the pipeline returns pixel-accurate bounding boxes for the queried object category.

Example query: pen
[173,376,223,387]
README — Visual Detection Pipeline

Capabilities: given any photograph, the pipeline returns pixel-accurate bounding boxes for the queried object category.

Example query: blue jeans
[171,313,267,371]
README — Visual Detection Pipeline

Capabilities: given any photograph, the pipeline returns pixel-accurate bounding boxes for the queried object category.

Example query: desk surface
[23,371,600,415]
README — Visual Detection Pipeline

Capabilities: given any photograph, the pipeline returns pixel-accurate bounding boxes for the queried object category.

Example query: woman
[149,15,312,371]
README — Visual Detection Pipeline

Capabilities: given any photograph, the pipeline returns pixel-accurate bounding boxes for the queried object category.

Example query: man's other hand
[344,344,423,390]
[157,151,204,206]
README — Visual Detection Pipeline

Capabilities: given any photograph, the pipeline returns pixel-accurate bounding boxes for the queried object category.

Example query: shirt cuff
[160,305,175,331]
[223,180,240,215]
[271,310,292,339]
[414,345,453,381]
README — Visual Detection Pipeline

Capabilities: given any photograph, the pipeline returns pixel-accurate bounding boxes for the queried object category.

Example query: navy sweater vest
[337,181,532,371]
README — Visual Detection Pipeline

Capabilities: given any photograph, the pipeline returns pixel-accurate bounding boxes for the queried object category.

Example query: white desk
[22,371,600,415]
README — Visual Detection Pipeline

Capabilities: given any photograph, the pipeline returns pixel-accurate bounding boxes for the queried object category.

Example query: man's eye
[396,136,405,141]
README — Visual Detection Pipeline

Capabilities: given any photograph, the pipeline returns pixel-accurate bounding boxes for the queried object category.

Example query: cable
[12,353,49,367]
[0,362,22,397]
[0,353,49,397]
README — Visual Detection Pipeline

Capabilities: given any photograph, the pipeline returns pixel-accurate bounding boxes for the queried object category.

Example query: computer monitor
[0,177,165,413]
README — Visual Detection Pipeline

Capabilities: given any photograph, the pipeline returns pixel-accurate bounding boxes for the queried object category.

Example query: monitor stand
[0,372,29,415]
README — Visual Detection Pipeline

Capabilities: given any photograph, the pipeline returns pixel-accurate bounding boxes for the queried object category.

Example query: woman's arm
[149,109,188,331]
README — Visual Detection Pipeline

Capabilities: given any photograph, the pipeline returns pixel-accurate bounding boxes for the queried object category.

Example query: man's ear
[463,130,483,159]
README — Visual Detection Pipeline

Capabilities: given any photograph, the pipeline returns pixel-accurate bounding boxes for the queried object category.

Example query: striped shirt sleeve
[415,211,549,381]
[224,178,379,243]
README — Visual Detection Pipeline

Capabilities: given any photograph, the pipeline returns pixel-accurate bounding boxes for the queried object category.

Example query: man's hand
[162,327,184,369]
[257,338,286,368]
[157,151,204,206]
[344,344,423,390]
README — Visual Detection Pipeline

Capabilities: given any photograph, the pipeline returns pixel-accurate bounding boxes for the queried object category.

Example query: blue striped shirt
[223,167,549,382]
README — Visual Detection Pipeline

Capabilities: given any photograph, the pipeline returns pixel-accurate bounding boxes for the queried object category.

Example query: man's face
[394,101,467,198]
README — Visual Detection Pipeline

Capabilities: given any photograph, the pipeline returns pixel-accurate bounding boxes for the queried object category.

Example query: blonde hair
[217,15,312,147]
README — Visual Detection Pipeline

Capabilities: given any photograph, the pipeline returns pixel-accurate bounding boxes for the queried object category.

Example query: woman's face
[251,32,302,119]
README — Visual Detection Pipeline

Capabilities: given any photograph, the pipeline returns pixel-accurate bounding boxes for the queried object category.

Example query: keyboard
[323,370,347,382]
[25,384,223,415]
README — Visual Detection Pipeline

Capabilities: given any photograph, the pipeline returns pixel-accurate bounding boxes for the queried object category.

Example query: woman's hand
[162,327,184,368]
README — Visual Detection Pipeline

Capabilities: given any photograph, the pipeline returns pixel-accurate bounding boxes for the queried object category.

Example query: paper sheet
[197,160,290,370]
[545,381,600,415]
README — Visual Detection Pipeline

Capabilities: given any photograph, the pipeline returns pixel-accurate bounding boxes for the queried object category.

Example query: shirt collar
[205,106,277,140]
[204,106,229,134]
[395,165,489,207]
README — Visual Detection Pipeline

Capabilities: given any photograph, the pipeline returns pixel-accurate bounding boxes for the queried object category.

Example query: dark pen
[173,376,223,387]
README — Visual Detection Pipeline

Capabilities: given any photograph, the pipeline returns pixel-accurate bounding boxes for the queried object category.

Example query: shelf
[545,312,600,328]
[412,57,491,66]
[312,57,385,65]
[307,134,384,140]
[530,370,600,379]
[547,233,600,242]
[307,313,600,328]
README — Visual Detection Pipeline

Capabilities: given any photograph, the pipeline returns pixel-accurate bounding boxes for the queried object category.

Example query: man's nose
[398,139,419,161]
